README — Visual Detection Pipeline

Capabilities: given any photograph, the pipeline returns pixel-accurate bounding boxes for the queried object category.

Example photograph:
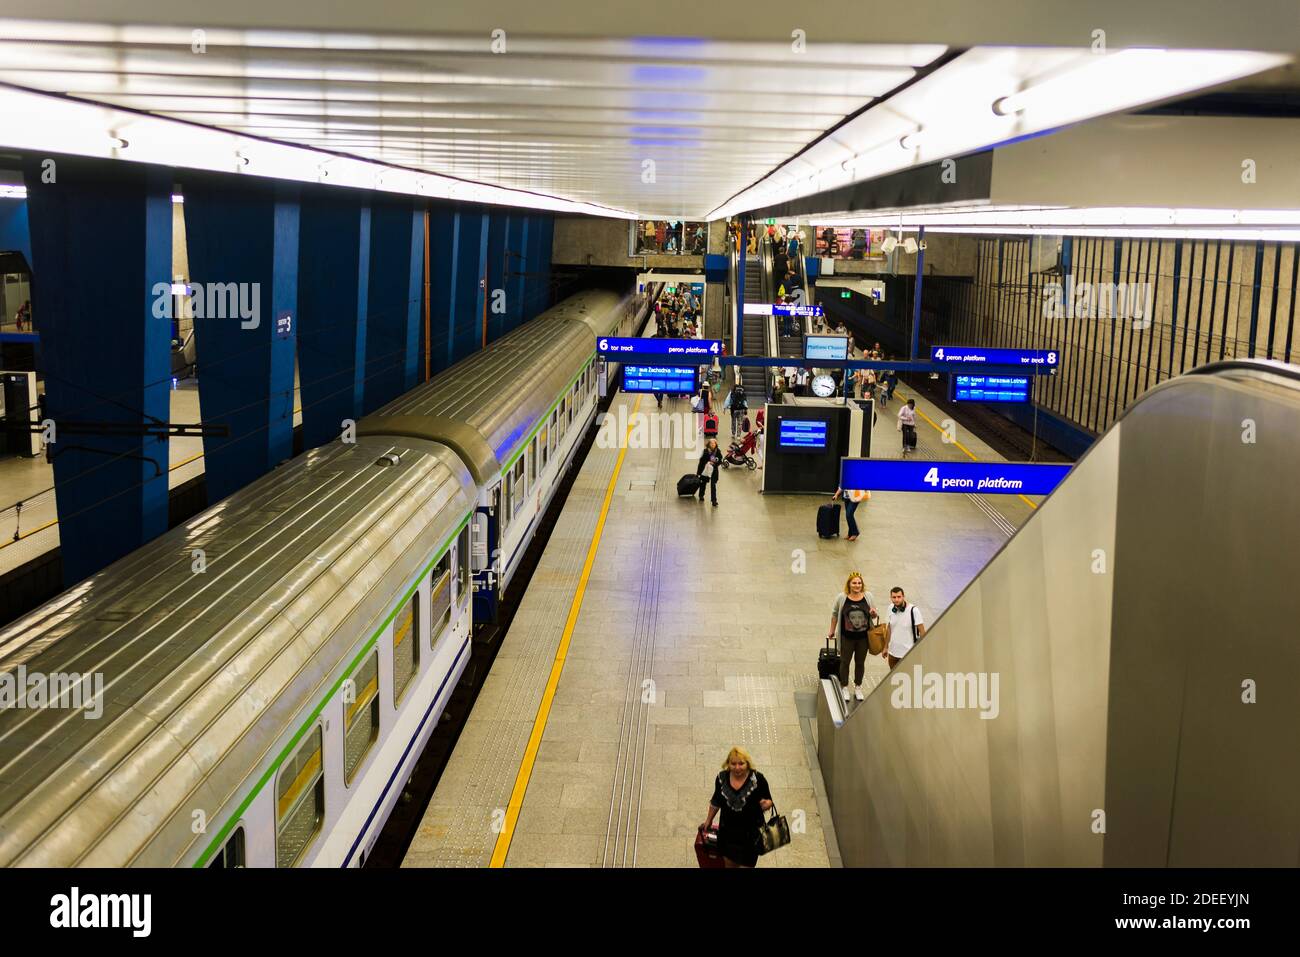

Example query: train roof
[0,436,475,866]
[359,288,634,483]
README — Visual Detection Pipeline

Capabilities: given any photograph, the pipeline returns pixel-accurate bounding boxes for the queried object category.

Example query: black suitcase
[817,502,840,538]
[902,423,917,450]
[677,474,703,496]
[817,636,841,680]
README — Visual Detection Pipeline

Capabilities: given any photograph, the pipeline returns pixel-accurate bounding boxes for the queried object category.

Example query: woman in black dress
[703,746,773,867]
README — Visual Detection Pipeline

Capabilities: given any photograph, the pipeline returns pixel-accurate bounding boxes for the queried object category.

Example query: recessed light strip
[0,86,635,218]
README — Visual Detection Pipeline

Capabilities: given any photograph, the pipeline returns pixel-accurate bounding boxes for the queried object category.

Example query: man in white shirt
[884,587,926,670]
[896,398,917,454]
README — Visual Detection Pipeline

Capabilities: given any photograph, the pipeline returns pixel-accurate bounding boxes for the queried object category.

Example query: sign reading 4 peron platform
[930,346,1059,370]
[840,458,1071,496]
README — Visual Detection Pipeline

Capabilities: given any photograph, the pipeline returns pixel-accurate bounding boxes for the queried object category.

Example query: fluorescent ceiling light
[817,205,1300,230]
[0,185,26,198]
[0,86,635,218]
[710,46,1289,219]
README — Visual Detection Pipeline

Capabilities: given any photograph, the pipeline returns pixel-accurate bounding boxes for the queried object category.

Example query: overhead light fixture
[899,130,925,151]
[0,185,26,199]
[880,234,899,254]
[901,237,919,254]
[171,194,183,203]
[0,86,636,218]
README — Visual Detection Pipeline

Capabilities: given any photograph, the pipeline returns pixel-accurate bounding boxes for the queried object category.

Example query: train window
[529,437,538,483]
[344,652,380,784]
[558,399,566,439]
[393,590,418,704]
[431,554,452,641]
[276,725,324,867]
[208,827,245,868]
[511,458,526,516]
[456,525,470,604]
[499,477,511,534]
[539,424,549,468]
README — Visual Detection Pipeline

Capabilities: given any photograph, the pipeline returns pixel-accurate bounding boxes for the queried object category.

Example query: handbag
[757,804,792,855]
[867,617,889,656]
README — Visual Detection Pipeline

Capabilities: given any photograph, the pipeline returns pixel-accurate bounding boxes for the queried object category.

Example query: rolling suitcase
[817,502,840,538]
[695,823,725,868]
[677,474,703,496]
[901,423,917,451]
[817,635,841,680]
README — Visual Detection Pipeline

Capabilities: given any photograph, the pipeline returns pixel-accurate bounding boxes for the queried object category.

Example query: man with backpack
[724,383,748,438]
[884,587,926,670]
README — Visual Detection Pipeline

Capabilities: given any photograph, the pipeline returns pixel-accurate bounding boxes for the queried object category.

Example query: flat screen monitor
[950,374,1032,404]
[778,418,829,451]
[621,365,697,395]
[803,335,849,362]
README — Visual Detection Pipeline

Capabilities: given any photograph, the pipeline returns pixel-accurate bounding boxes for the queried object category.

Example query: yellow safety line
[489,394,643,867]
[906,394,1039,511]
[0,406,305,548]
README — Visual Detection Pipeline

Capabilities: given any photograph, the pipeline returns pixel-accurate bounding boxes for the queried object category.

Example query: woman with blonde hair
[827,571,878,702]
[702,746,774,868]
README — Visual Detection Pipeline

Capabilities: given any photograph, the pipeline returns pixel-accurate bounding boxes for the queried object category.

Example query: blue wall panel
[23,156,172,585]
[297,189,370,449]
[184,176,300,503]
[363,199,422,412]
[0,198,32,267]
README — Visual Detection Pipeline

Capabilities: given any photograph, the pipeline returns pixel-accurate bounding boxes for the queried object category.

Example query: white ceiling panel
[0,22,946,217]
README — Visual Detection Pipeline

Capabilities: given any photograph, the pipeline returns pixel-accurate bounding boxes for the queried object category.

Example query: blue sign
[779,419,829,450]
[951,374,1032,404]
[622,365,697,395]
[931,346,1059,371]
[804,335,849,362]
[742,303,824,318]
[599,336,720,357]
[840,458,1070,496]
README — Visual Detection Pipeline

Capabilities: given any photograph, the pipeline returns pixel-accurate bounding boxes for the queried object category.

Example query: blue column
[448,209,487,364]
[427,206,456,376]
[184,176,299,503]
[537,214,554,315]
[0,199,32,266]
[23,156,171,585]
[297,188,370,449]
[363,198,423,412]
[509,216,528,332]
[485,212,508,342]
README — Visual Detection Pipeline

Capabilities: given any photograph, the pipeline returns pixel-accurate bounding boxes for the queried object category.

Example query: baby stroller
[721,430,759,470]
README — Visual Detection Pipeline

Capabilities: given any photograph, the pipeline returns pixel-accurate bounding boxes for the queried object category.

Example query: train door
[472,482,501,623]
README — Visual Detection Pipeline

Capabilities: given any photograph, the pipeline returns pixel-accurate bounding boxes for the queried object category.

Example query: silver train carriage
[0,286,647,868]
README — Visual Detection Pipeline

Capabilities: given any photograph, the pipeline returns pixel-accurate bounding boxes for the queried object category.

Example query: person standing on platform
[693,382,711,433]
[828,573,878,702]
[897,398,917,454]
[703,746,774,868]
[884,587,926,670]
[832,486,869,541]
[696,438,723,506]
[754,408,766,468]
[725,383,748,438]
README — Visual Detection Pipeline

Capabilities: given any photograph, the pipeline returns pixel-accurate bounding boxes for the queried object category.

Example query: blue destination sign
[931,346,1059,370]
[742,303,825,317]
[951,374,1032,404]
[599,336,721,357]
[840,458,1071,496]
[622,365,698,394]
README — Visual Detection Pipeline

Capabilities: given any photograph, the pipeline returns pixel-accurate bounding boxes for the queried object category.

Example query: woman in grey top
[827,572,877,702]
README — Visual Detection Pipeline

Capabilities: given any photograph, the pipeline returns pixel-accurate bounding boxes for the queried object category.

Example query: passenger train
[0,285,654,867]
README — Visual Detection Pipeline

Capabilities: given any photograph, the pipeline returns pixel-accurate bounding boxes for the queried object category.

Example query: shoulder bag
[757,803,792,855]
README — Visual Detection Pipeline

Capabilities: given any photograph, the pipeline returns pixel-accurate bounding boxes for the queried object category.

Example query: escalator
[817,359,1300,866]
[738,247,770,400]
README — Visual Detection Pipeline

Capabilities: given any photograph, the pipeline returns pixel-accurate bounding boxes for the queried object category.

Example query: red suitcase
[695,824,725,868]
